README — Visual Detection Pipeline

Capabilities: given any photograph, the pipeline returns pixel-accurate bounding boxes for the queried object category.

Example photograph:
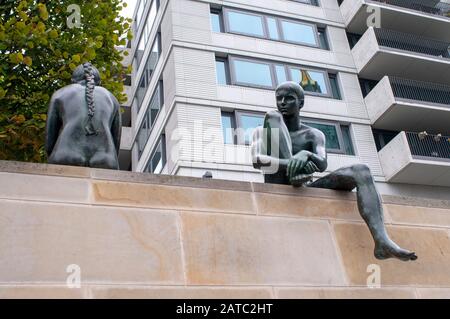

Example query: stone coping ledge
[1,160,449,209]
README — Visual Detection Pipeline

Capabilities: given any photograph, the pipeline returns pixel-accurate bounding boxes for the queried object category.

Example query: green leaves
[0,0,132,162]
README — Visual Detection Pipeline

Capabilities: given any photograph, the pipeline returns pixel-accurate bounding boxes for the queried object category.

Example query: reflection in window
[227,11,265,37]
[218,56,341,99]
[290,68,328,95]
[233,60,273,88]
[281,20,317,46]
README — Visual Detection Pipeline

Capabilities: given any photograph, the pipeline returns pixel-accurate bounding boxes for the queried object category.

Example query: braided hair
[83,63,98,136]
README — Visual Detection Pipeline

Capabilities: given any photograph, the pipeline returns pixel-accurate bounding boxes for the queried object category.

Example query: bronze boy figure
[252,81,417,262]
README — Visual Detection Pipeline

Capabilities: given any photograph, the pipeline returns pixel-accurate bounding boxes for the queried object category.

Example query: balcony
[379,131,450,186]
[365,76,450,133]
[352,27,450,84]
[340,0,450,42]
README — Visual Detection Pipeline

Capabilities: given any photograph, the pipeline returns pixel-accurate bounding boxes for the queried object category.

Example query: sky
[121,0,137,19]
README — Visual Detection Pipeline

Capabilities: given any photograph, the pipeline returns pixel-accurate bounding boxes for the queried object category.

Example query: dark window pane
[149,83,162,127]
[281,20,317,46]
[341,125,355,155]
[318,28,329,50]
[228,11,265,37]
[239,114,264,145]
[266,17,279,40]
[305,122,341,150]
[234,60,273,87]
[137,116,150,159]
[136,74,147,111]
[216,60,228,85]
[211,12,222,32]
[329,74,342,100]
[221,113,235,144]
[148,137,165,174]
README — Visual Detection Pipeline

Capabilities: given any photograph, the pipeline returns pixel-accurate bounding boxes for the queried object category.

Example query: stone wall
[0,161,450,299]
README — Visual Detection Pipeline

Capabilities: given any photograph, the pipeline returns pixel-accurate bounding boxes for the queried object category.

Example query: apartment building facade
[119,0,450,200]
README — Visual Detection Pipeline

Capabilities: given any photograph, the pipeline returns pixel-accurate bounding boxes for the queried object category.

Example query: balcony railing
[406,132,450,161]
[370,0,450,17]
[374,28,450,58]
[389,77,450,106]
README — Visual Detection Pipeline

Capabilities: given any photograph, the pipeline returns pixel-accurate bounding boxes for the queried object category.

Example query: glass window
[237,113,265,145]
[233,59,273,88]
[149,81,163,127]
[318,28,329,50]
[135,34,146,66]
[341,125,355,155]
[227,11,265,37]
[136,74,147,110]
[137,116,150,159]
[136,0,144,29]
[304,122,341,151]
[211,11,222,32]
[147,136,166,174]
[221,113,235,144]
[329,74,341,100]
[275,65,287,85]
[281,20,317,46]
[266,17,279,40]
[146,0,158,35]
[290,68,328,95]
[216,59,228,85]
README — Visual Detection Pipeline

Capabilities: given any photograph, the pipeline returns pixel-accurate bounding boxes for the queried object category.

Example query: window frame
[217,7,328,50]
[229,56,276,90]
[215,57,231,85]
[223,8,268,39]
[221,111,237,145]
[278,18,320,48]
[234,111,265,145]
[225,55,336,98]
[210,8,224,33]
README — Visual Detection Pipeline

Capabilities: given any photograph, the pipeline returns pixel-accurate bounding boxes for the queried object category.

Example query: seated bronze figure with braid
[252,81,417,262]
[45,63,122,169]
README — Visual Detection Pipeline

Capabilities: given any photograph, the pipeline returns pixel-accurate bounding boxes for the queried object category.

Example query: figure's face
[276,88,302,116]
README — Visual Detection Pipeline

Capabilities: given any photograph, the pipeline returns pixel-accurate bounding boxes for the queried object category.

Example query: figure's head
[275,81,305,116]
[71,63,101,85]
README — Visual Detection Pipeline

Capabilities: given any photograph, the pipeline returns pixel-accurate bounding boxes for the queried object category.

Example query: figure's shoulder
[301,123,326,142]
[50,84,81,100]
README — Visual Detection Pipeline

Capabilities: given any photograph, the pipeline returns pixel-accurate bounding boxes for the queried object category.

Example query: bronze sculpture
[45,63,122,169]
[252,81,417,262]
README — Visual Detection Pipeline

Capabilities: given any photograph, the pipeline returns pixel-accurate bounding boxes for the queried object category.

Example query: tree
[0,0,132,162]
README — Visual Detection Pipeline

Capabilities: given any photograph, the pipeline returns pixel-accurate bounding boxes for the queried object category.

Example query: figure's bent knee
[265,110,284,125]
[351,164,373,183]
